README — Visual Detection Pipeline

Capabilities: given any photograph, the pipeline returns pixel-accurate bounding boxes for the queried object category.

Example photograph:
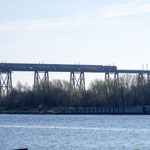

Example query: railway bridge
[0,63,150,95]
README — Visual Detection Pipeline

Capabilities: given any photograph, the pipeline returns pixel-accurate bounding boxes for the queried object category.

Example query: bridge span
[0,63,150,95]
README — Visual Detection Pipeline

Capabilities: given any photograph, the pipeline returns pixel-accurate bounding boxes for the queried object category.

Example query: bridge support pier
[114,72,119,84]
[138,73,144,86]
[105,72,111,92]
[0,71,12,96]
[147,74,150,83]
[105,72,110,82]
[70,72,85,91]
[34,71,49,88]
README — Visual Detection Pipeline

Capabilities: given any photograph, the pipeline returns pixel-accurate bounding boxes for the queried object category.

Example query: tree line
[1,74,150,110]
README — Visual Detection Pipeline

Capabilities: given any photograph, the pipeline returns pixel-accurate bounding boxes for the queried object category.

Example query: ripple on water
[0,114,150,150]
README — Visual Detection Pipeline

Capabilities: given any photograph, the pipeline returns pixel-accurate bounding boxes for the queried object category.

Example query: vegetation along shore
[1,75,150,114]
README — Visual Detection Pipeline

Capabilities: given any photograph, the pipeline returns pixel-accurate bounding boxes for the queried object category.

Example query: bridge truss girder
[0,71,12,96]
[70,72,85,91]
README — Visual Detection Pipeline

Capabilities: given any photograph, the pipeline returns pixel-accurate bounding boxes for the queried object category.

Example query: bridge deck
[0,63,150,74]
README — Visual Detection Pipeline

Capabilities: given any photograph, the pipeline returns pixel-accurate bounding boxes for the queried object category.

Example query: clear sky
[0,0,150,87]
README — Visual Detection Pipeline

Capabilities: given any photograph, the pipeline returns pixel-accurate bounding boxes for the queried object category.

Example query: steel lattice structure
[1,63,150,95]
[0,71,12,96]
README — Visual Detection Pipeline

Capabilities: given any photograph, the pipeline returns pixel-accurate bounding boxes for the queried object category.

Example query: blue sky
[0,0,150,86]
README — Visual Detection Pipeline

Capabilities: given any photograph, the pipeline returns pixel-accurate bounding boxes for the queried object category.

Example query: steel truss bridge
[0,63,150,95]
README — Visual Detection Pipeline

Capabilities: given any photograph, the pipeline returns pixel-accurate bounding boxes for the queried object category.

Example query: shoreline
[1,112,150,115]
[1,106,150,115]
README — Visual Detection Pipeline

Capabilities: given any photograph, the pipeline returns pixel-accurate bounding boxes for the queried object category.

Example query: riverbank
[1,106,150,114]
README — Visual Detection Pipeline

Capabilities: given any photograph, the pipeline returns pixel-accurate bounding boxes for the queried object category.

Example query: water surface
[0,114,150,150]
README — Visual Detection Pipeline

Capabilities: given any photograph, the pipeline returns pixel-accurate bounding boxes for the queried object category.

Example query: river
[0,114,150,150]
